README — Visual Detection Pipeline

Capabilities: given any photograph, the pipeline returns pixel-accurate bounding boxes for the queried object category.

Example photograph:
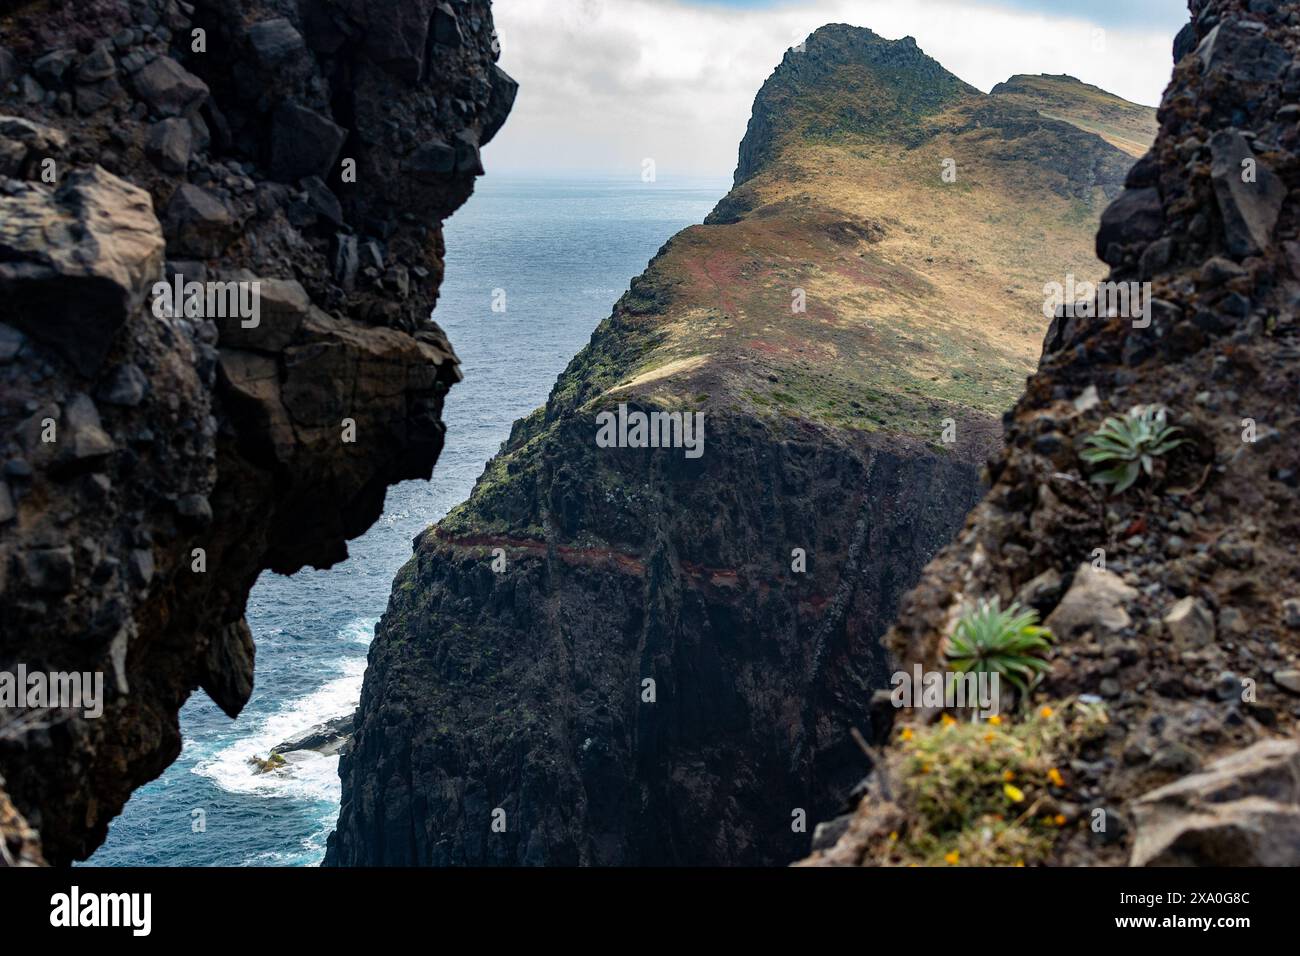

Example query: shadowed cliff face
[0,0,513,866]
[326,25,1150,866]
[804,0,1300,868]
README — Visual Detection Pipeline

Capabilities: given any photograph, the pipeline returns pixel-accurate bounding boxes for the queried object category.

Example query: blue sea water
[86,174,728,867]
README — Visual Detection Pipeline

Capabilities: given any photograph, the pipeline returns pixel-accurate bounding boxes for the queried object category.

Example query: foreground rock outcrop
[804,0,1300,867]
[327,26,1151,866]
[0,0,513,865]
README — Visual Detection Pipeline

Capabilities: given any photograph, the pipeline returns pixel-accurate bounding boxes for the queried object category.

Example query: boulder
[163,183,235,258]
[404,136,455,180]
[62,393,116,464]
[432,3,463,47]
[248,18,307,68]
[75,77,124,115]
[301,176,343,226]
[361,0,434,82]
[215,277,311,352]
[0,167,164,375]
[1210,130,1285,257]
[76,43,117,83]
[1043,564,1137,638]
[217,349,298,465]
[333,233,360,291]
[270,714,355,757]
[1096,187,1163,263]
[269,102,347,182]
[0,115,67,178]
[1130,739,1300,866]
[97,362,149,407]
[452,128,483,175]
[483,65,518,145]
[146,118,193,174]
[1162,596,1216,648]
[132,55,209,117]
[32,49,74,85]
[1196,20,1289,83]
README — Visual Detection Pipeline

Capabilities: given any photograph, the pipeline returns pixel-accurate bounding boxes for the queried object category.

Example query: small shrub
[880,699,1109,866]
[1080,404,1187,495]
[946,598,1053,696]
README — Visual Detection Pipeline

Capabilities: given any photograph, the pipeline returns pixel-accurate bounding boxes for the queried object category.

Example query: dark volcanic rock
[146,117,193,174]
[1209,129,1284,256]
[163,183,237,258]
[249,17,307,68]
[327,402,987,865]
[269,102,346,182]
[0,0,512,866]
[1096,187,1164,264]
[131,55,208,117]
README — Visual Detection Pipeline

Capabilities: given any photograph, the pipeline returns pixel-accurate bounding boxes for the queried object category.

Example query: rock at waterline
[248,714,355,773]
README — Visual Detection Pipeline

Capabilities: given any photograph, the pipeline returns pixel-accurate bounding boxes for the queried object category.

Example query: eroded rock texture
[805,0,1300,867]
[0,0,512,865]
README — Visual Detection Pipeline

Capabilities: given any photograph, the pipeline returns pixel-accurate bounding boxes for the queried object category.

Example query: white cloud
[487,0,1183,178]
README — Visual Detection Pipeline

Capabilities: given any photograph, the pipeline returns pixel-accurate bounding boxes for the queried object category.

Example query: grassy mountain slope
[991,73,1158,158]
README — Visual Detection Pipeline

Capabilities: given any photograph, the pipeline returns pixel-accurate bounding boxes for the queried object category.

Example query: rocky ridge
[0,0,513,866]
[326,26,1151,866]
[803,0,1300,867]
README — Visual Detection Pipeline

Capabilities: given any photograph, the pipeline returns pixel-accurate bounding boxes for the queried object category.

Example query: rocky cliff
[326,26,1151,866]
[0,0,513,866]
[803,0,1300,867]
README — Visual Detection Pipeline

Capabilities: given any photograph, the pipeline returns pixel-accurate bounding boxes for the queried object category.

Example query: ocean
[87,174,729,867]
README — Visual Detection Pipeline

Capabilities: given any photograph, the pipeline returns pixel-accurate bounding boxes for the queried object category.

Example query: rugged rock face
[0,0,513,866]
[804,0,1300,867]
[327,26,1149,866]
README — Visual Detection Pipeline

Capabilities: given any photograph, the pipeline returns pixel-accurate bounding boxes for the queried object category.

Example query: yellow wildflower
[900,727,913,741]
[944,850,960,865]
[988,715,1003,726]
[1048,768,1064,787]
[1003,783,1025,803]
[1039,706,1054,719]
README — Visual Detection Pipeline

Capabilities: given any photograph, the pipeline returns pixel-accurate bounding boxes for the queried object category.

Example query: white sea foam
[192,617,377,804]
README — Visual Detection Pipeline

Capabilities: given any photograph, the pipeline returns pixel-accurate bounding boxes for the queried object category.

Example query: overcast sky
[485,0,1189,178]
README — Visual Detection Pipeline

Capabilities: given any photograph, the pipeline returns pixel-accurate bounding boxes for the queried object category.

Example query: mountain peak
[733,24,978,185]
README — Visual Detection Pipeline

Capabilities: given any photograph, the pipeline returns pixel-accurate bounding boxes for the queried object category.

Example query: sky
[485,0,1190,179]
